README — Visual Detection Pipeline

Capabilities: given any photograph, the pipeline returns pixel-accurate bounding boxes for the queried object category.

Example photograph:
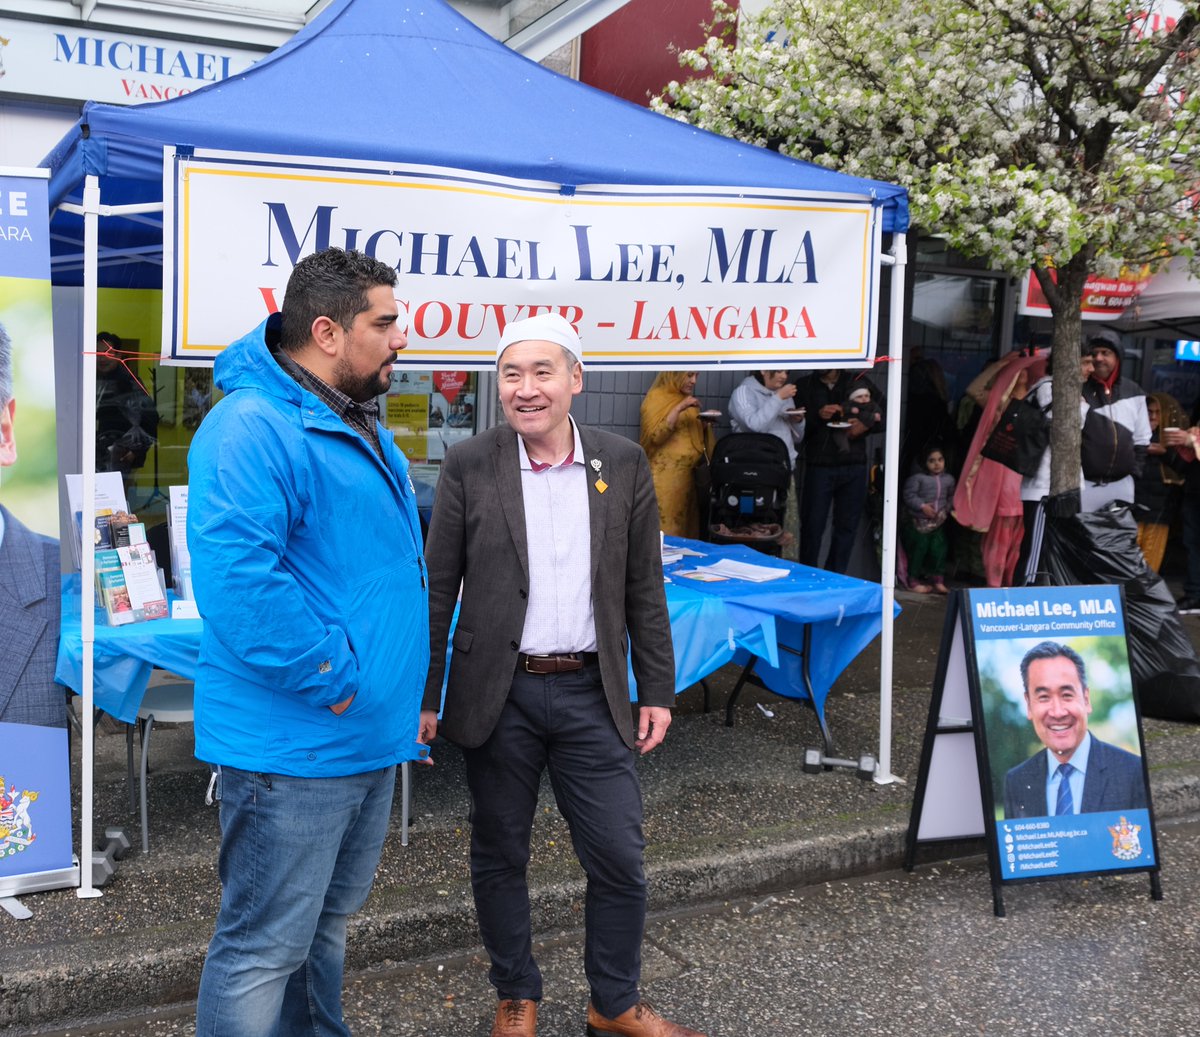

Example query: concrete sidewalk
[6,590,1200,1033]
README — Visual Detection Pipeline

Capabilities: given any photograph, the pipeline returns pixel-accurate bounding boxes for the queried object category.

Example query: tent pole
[874,230,907,784]
[76,175,102,899]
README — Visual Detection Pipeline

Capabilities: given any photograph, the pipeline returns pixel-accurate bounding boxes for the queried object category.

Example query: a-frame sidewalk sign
[905,584,1161,917]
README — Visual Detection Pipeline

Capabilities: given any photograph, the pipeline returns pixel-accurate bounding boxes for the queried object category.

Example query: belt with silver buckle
[518,652,598,674]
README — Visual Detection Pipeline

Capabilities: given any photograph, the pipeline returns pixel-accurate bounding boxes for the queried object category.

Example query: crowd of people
[635,330,1200,605]
[640,367,885,573]
[913,330,1199,603]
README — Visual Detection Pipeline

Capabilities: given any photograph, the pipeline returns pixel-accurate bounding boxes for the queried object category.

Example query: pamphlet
[94,549,123,608]
[65,473,129,569]
[168,485,193,600]
[693,558,790,582]
[98,570,135,626]
[675,569,730,583]
[118,543,169,621]
[662,546,705,565]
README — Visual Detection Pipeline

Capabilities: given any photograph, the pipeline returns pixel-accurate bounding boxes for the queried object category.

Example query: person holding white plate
[795,369,882,573]
[728,370,806,544]
[727,370,806,470]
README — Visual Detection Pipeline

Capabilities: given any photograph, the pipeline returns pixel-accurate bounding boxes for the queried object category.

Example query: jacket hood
[213,313,302,403]
[1085,329,1124,365]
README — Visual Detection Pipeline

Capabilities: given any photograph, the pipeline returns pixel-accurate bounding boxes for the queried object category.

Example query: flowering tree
[654,0,1200,498]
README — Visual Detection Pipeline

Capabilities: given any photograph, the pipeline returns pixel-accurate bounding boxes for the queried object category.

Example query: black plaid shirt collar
[273,347,384,461]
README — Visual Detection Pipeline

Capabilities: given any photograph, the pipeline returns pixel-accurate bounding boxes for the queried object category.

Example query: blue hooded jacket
[187,317,428,776]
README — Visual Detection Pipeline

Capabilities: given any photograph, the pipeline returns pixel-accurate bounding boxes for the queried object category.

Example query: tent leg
[874,230,907,786]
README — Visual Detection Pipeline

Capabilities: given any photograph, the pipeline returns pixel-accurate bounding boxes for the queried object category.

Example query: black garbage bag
[1041,497,1200,722]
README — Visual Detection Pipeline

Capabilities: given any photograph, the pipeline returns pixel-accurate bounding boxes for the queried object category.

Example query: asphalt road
[21,814,1200,1037]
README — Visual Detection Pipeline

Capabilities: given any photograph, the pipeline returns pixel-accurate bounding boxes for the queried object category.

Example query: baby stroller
[707,432,792,556]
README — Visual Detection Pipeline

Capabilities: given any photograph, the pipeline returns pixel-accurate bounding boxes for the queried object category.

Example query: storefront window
[382,369,480,518]
[1146,338,1200,416]
[908,270,1003,405]
[100,359,477,536]
[98,357,221,527]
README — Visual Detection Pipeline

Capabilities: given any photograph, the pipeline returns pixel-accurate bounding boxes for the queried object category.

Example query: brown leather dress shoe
[491,997,537,1037]
[586,1000,706,1037]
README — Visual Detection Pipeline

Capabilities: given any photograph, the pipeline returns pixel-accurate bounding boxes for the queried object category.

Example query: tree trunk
[1036,250,1092,509]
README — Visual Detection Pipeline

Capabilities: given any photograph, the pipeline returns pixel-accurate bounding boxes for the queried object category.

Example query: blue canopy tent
[41,0,910,894]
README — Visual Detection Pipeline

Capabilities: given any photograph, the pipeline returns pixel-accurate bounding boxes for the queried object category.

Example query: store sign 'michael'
[54,34,234,98]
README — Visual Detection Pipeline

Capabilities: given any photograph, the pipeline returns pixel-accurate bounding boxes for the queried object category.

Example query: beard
[334,353,396,403]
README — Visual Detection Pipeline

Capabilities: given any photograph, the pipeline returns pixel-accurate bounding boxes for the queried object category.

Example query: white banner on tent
[163,148,883,370]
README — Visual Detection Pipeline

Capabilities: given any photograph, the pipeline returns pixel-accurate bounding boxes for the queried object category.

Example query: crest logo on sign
[0,779,40,857]
[1108,816,1144,862]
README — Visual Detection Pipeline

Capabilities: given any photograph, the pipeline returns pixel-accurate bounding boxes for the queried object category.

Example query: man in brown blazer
[420,314,705,1037]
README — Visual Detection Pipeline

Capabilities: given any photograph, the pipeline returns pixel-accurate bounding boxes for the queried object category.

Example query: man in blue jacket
[189,248,428,1037]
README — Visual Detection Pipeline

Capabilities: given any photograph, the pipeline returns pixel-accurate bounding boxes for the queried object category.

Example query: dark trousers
[1181,496,1200,599]
[461,662,646,1019]
[800,463,869,572]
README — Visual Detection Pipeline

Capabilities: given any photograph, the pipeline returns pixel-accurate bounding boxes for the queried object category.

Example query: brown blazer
[423,424,675,749]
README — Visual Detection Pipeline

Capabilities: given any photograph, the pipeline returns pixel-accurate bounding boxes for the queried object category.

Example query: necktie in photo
[1055,762,1075,816]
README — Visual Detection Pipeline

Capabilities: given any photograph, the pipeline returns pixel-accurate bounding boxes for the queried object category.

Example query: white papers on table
[171,599,201,620]
[662,545,706,565]
[693,558,790,582]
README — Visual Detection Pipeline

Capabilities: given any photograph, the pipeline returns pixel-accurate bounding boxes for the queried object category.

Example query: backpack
[1080,407,1136,483]
[980,395,1051,477]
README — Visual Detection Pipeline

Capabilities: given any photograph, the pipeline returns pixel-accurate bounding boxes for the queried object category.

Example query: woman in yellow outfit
[639,371,717,538]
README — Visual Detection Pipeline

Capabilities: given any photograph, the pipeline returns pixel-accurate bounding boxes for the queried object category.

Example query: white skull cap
[497,313,583,367]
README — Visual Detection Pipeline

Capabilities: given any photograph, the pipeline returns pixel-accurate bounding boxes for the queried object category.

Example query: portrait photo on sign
[0,274,59,537]
[976,634,1148,821]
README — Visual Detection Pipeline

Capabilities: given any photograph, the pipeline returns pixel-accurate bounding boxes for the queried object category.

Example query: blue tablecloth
[56,586,203,724]
[654,537,896,730]
[57,540,892,729]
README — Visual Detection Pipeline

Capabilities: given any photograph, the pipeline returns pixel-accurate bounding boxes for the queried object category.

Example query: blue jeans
[461,662,646,1019]
[195,765,396,1037]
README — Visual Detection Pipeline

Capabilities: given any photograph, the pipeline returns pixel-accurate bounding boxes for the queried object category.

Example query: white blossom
[651,0,1200,492]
